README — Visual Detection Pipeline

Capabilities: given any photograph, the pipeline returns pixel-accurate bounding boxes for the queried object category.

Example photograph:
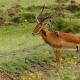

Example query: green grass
[0,23,44,72]
[0,24,37,52]
[46,65,80,80]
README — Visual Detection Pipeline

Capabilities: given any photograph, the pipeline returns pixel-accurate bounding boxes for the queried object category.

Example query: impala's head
[32,22,42,35]
[32,20,50,36]
[32,5,52,36]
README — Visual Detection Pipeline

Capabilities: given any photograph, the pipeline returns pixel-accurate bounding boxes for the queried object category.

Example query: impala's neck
[40,27,51,43]
[40,26,49,36]
[40,29,49,44]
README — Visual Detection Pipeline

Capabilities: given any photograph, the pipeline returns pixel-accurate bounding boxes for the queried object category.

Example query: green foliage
[75,11,80,18]
[50,18,80,33]
[0,59,28,72]
[25,49,55,68]
[47,65,80,80]
[10,12,35,23]
[55,0,69,3]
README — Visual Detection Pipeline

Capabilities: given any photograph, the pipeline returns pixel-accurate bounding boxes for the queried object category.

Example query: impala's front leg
[54,48,62,68]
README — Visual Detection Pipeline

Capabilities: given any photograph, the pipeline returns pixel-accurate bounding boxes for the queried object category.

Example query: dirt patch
[0,72,19,80]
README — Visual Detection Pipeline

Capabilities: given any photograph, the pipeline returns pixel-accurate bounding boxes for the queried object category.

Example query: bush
[75,11,80,18]
[66,0,80,12]
[50,17,80,33]
[55,0,69,3]
[10,12,35,23]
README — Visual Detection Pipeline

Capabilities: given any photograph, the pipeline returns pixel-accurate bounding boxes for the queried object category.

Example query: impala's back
[59,32,80,44]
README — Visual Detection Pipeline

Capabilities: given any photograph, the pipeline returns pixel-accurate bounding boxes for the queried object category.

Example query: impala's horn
[41,14,52,23]
[36,4,45,23]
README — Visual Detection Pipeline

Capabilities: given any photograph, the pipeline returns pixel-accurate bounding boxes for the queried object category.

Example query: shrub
[55,0,69,3]
[10,12,35,23]
[50,17,80,33]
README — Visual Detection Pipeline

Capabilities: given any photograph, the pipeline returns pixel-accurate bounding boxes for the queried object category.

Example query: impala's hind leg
[76,45,79,53]
[76,45,80,55]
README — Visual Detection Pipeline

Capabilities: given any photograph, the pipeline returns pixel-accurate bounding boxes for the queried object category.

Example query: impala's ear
[44,24,49,32]
[54,31,60,37]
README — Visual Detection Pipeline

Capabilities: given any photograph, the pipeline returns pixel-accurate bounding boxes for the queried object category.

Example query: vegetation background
[0,0,80,80]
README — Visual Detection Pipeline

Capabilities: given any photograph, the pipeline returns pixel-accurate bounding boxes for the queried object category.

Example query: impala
[32,7,80,67]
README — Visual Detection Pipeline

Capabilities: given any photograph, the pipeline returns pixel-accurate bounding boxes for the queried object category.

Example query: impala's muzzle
[32,27,42,36]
